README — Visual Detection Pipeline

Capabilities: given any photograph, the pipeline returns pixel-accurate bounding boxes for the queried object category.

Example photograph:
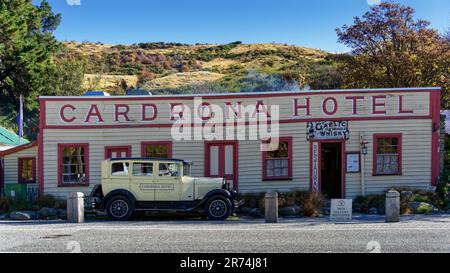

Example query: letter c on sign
[322,97,338,115]
[60,104,76,123]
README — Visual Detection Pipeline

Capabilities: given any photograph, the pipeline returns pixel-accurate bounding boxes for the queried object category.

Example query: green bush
[412,194,431,203]
[353,194,385,213]
[10,198,33,211]
[32,195,56,210]
[416,203,433,214]
[0,197,13,213]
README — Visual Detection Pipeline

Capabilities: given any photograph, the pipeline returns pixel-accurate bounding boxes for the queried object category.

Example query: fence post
[67,192,84,223]
[385,190,400,223]
[265,191,278,223]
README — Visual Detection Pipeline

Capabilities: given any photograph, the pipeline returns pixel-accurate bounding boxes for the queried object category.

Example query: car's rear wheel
[205,196,232,220]
[106,195,134,221]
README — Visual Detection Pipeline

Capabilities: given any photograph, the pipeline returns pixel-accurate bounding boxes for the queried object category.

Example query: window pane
[133,163,153,176]
[377,137,399,154]
[159,163,180,177]
[111,162,129,176]
[266,141,289,159]
[274,167,282,177]
[376,155,399,174]
[145,144,169,158]
[61,146,86,184]
[267,160,273,169]
[274,160,282,168]
[20,159,34,182]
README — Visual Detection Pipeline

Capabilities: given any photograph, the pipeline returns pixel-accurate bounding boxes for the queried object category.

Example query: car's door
[102,161,130,193]
[130,161,155,201]
[154,161,182,201]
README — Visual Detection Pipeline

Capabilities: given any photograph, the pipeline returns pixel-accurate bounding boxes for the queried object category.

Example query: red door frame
[204,141,239,190]
[104,146,132,159]
[310,140,346,198]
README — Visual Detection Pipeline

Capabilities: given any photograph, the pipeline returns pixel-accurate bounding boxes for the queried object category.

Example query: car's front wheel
[106,195,134,221]
[205,196,232,220]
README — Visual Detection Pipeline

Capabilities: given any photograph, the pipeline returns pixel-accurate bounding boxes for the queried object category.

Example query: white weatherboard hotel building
[0,87,442,200]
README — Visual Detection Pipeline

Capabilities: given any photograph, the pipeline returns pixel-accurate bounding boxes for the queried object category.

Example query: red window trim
[57,143,89,187]
[262,137,293,181]
[18,157,36,184]
[104,146,132,159]
[372,133,402,176]
[140,141,172,158]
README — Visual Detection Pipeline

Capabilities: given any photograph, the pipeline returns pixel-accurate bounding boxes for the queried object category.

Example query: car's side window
[111,162,129,176]
[158,163,180,177]
[132,162,154,176]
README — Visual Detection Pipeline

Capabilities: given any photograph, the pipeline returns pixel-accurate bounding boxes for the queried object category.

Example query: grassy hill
[62,41,343,95]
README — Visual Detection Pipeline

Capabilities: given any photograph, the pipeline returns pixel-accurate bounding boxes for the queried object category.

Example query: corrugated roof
[0,126,29,146]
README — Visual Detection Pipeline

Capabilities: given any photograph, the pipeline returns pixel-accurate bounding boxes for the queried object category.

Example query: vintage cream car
[89,158,239,220]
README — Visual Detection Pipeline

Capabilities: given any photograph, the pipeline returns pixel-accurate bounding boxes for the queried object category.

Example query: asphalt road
[1,214,450,253]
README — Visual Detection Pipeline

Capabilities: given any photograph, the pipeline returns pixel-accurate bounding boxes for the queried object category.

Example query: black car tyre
[205,196,232,220]
[106,195,134,221]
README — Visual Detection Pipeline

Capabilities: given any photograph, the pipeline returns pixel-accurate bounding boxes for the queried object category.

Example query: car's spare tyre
[106,195,134,221]
[205,195,232,220]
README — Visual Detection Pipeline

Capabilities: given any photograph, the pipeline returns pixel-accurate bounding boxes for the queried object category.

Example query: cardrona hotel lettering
[58,94,414,123]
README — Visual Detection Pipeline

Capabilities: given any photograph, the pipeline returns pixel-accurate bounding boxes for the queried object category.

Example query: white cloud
[366,0,381,6]
[67,0,81,6]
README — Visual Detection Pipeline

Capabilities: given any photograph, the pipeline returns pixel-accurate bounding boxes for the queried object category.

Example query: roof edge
[0,141,38,157]
[39,87,441,100]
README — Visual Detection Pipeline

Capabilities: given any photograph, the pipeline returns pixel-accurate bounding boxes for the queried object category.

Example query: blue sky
[34,0,449,52]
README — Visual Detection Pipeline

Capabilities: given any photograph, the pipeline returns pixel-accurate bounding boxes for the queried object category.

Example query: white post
[265,191,278,223]
[361,153,365,196]
[67,192,84,223]
[385,190,400,223]
[360,134,366,196]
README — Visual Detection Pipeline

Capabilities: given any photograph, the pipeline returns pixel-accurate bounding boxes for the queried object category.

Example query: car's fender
[198,189,233,208]
[101,189,137,210]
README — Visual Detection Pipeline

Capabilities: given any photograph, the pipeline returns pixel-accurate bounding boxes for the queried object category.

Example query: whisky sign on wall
[307,121,349,140]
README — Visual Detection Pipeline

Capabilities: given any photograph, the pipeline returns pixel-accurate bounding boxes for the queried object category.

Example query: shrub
[302,192,324,217]
[0,197,13,213]
[10,198,33,211]
[416,203,433,214]
[32,195,56,210]
[354,194,385,213]
[412,194,431,203]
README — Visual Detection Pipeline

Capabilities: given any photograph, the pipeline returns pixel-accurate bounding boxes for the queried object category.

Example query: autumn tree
[336,3,450,107]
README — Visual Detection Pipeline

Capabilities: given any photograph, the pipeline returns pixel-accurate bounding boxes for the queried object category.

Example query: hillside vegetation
[61,41,343,94]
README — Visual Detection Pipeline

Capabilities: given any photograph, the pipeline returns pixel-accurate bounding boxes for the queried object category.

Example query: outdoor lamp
[361,142,368,155]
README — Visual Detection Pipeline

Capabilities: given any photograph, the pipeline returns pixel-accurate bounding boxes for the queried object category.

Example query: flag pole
[18,94,23,144]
